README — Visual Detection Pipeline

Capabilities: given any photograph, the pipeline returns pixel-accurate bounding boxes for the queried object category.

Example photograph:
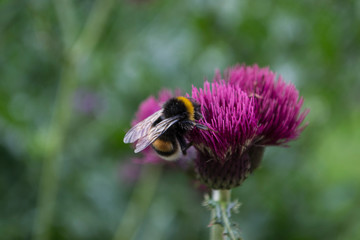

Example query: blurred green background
[1,0,360,239]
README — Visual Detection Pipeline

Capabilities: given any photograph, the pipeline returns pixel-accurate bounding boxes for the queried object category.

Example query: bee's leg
[183,142,193,154]
[176,134,192,155]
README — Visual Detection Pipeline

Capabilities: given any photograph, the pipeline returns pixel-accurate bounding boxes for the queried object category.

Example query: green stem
[32,63,76,240]
[32,0,115,239]
[113,165,163,240]
[220,203,238,240]
[210,189,240,240]
[210,190,230,240]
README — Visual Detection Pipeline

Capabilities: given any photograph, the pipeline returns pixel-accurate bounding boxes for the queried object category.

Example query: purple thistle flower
[189,81,259,189]
[189,64,309,189]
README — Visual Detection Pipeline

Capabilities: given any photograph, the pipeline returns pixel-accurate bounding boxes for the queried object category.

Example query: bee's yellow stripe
[176,96,195,121]
[152,139,174,152]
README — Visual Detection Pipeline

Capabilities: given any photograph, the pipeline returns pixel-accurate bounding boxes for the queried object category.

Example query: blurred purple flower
[189,64,309,189]
[74,89,102,116]
[118,162,142,185]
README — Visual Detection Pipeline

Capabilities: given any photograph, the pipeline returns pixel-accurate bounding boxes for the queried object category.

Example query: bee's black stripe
[152,143,178,156]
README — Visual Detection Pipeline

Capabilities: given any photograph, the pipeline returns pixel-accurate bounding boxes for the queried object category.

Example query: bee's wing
[134,115,181,153]
[123,109,163,144]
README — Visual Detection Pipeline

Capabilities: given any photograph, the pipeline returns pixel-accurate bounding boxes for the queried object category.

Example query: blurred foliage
[1,0,359,239]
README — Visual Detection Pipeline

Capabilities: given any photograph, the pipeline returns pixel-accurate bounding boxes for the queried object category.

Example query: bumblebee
[123,96,208,161]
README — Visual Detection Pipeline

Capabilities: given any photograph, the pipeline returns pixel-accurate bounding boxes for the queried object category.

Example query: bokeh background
[1,0,360,239]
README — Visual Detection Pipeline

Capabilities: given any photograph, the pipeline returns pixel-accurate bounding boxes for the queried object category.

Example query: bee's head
[163,96,206,122]
[163,97,190,119]
[192,101,204,121]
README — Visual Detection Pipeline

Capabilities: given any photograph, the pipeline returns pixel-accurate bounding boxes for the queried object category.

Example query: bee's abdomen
[152,139,174,152]
[152,138,181,161]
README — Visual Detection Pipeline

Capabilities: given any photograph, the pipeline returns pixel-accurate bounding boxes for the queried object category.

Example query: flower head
[189,64,309,189]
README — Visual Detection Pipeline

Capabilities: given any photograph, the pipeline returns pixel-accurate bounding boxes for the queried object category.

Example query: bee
[123,96,208,161]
